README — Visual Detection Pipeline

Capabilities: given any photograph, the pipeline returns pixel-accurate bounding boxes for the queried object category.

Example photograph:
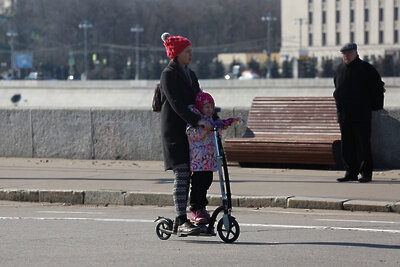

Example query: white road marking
[37,211,105,215]
[251,209,385,217]
[1,216,400,234]
[240,223,400,234]
[0,216,153,223]
[316,219,400,224]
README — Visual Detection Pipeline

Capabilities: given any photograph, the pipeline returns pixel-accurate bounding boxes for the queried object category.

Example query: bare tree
[7,0,281,79]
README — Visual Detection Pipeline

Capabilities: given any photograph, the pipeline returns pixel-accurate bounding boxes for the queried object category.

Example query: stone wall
[1,79,399,168]
[0,107,399,169]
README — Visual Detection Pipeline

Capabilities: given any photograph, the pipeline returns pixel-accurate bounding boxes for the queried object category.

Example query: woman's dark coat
[333,56,385,123]
[160,60,201,170]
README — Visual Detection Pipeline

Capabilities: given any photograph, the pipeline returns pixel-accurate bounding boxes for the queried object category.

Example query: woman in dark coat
[159,32,210,234]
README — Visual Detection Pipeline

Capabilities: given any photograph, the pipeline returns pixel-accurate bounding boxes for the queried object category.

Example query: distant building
[281,0,400,62]
[0,0,13,15]
[217,52,280,71]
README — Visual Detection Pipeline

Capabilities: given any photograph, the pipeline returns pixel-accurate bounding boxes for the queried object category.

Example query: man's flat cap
[340,42,357,52]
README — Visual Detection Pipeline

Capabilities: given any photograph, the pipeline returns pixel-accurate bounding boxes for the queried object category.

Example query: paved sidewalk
[0,157,399,213]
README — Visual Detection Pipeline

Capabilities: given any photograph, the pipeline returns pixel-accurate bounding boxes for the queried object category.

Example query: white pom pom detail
[161,32,171,42]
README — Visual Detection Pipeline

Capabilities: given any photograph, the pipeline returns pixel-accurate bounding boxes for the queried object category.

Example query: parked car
[24,72,43,80]
[24,72,56,80]
[4,76,18,80]
[224,64,242,80]
[67,74,81,80]
[238,70,260,80]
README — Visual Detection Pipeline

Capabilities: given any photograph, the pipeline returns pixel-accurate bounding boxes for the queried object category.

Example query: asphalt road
[1,201,400,266]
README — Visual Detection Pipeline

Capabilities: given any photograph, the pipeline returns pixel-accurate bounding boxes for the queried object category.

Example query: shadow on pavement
[184,239,400,249]
[0,177,399,184]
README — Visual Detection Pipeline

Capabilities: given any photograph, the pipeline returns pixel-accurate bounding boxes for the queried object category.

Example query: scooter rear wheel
[155,218,172,240]
[217,216,240,243]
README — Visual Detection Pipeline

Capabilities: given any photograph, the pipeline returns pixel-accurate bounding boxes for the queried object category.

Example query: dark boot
[337,172,358,182]
[359,167,372,183]
[358,176,372,183]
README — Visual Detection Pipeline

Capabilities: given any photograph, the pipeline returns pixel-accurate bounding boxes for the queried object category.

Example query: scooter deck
[159,226,216,237]
[178,232,216,237]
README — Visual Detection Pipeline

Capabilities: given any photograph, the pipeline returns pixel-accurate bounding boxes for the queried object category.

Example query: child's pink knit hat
[195,91,214,111]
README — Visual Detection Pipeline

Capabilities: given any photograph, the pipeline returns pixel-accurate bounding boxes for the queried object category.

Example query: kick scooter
[155,126,240,243]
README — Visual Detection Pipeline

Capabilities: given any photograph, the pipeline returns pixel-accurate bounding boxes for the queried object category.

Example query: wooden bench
[224,97,341,166]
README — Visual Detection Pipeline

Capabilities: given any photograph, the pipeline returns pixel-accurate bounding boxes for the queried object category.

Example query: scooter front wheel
[217,215,240,243]
[155,218,173,240]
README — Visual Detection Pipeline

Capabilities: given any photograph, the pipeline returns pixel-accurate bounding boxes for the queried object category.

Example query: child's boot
[190,208,211,224]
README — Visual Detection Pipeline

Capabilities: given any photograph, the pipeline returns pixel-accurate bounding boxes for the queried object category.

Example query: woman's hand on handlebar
[198,119,212,131]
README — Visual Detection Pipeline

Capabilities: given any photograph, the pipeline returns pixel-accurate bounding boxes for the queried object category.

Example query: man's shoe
[337,176,358,182]
[177,222,200,235]
[358,177,372,183]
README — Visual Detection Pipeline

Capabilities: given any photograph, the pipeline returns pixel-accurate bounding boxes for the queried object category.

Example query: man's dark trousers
[339,122,373,178]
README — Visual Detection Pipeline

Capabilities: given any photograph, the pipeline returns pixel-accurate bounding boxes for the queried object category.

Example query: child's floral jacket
[186,105,221,172]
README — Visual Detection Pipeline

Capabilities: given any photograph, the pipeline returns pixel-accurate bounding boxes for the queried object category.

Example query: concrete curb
[1,188,399,213]
[343,200,394,212]
[84,191,125,205]
[287,196,349,210]
[392,202,400,212]
[39,190,84,204]
[0,189,39,202]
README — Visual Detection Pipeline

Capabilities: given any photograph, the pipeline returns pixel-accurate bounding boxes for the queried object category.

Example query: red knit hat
[195,91,215,112]
[161,32,191,59]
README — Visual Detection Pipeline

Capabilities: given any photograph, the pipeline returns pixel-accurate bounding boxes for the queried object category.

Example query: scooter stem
[213,128,230,212]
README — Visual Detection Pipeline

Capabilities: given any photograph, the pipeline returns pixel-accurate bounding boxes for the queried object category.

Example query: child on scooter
[186,91,240,224]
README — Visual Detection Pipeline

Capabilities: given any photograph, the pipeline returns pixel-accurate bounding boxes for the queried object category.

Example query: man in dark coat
[333,42,385,183]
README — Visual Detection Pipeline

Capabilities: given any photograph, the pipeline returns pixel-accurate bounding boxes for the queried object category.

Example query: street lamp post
[294,18,306,79]
[130,24,144,80]
[6,30,18,77]
[261,14,277,79]
[79,21,93,80]
[296,18,304,51]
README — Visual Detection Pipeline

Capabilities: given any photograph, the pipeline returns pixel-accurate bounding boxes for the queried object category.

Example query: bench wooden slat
[224,97,341,166]
[249,127,340,131]
[226,149,335,163]
[226,139,340,144]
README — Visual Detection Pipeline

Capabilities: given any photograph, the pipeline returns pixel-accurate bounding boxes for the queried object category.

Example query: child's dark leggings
[190,171,213,211]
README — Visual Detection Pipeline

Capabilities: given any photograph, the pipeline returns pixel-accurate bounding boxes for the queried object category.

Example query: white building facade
[0,0,13,15]
[281,0,400,62]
